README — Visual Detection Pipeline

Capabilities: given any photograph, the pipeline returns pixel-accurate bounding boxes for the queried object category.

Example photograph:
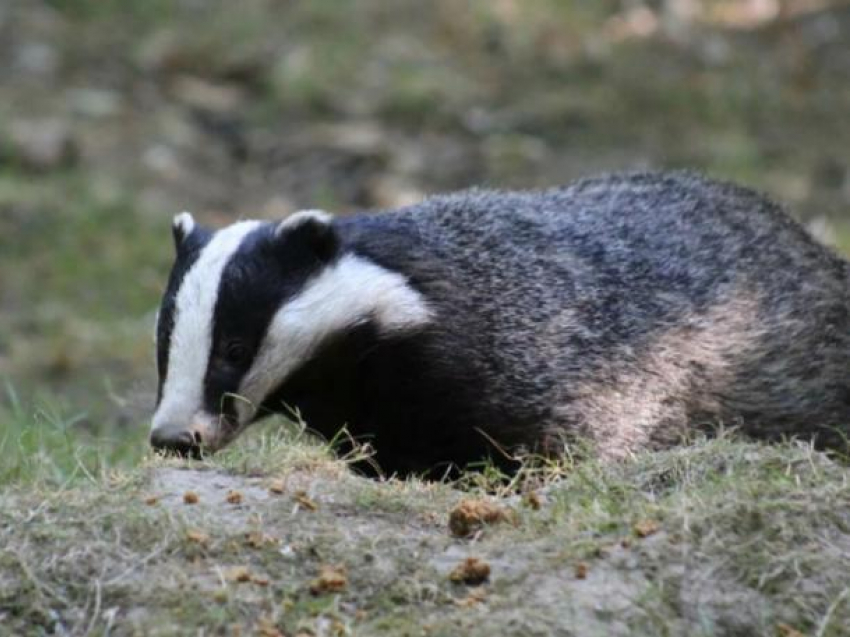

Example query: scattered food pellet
[574,562,589,579]
[251,575,270,587]
[183,491,199,505]
[455,586,487,607]
[523,491,542,510]
[633,519,660,538]
[186,530,210,546]
[143,495,159,506]
[448,499,511,537]
[449,557,491,585]
[227,566,253,583]
[268,479,286,495]
[226,490,243,505]
[309,564,347,595]
[294,490,318,511]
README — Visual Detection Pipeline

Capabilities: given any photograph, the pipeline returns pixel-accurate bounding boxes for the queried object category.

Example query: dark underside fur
[263,172,850,477]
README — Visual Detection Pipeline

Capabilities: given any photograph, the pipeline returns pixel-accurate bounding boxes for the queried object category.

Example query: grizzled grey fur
[153,171,850,476]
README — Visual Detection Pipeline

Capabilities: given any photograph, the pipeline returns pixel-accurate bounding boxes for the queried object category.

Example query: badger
[150,171,850,476]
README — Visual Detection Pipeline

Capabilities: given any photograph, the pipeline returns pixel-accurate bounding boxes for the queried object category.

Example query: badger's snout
[150,424,203,458]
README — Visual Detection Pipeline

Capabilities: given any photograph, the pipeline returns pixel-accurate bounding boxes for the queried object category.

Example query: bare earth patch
[2,435,850,636]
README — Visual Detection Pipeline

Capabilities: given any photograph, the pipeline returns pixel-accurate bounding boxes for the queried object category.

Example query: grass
[1,429,849,636]
[0,383,145,487]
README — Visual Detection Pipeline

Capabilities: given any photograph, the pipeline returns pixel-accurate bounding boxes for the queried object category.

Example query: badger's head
[150,209,431,456]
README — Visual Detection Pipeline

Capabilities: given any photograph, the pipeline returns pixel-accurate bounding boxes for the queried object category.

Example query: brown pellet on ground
[226,566,252,583]
[309,564,347,595]
[268,479,286,495]
[448,499,511,537]
[449,557,491,585]
[633,519,660,538]
[185,530,209,547]
[574,562,589,579]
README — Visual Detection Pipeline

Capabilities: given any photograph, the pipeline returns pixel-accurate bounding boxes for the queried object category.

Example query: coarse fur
[151,171,850,477]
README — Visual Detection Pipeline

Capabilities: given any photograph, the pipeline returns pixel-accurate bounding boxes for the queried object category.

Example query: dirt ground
[3,433,850,636]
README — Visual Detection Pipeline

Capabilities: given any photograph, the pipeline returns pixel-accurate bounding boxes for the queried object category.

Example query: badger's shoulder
[331,170,844,333]
[334,170,801,269]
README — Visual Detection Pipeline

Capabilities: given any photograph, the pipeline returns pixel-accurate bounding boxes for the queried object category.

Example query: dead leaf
[226,490,243,505]
[268,479,286,495]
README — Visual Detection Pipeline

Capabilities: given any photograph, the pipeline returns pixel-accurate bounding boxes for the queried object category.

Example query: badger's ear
[172,211,196,252]
[275,209,338,262]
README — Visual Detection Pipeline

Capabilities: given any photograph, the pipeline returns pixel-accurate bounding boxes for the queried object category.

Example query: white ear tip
[275,209,333,236]
[173,211,195,235]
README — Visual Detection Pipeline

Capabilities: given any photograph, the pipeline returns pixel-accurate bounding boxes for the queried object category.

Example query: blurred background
[1,0,849,478]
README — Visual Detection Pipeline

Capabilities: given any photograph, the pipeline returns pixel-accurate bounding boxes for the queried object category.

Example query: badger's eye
[223,340,249,366]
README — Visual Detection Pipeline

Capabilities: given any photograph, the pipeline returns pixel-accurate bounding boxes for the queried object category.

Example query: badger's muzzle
[150,424,202,458]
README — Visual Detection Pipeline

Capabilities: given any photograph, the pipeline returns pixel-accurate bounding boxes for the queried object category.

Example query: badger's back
[335,172,850,463]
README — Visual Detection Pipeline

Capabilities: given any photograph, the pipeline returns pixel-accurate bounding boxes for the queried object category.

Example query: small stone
[8,119,77,172]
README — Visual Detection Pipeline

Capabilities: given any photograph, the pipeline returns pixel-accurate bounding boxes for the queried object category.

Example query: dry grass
[2,430,849,636]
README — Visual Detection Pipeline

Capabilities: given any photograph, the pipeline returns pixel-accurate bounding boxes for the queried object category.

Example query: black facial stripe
[156,228,213,405]
[201,223,331,418]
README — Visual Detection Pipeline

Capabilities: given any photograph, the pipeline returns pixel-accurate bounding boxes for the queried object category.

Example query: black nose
[150,426,201,458]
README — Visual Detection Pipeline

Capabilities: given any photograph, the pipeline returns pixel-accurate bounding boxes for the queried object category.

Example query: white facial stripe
[152,220,262,432]
[236,253,433,422]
